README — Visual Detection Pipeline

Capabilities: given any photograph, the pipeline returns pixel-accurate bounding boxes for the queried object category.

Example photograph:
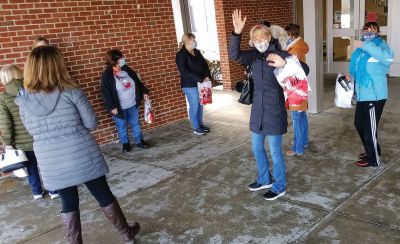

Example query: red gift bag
[197,80,213,105]
[273,56,309,109]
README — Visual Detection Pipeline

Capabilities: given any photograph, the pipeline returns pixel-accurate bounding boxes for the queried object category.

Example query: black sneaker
[263,190,286,200]
[193,128,206,135]
[136,140,149,149]
[122,143,131,152]
[248,181,272,191]
[200,124,210,132]
[359,152,368,160]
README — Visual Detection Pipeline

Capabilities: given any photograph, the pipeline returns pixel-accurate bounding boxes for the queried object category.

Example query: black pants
[354,100,386,166]
[58,176,115,213]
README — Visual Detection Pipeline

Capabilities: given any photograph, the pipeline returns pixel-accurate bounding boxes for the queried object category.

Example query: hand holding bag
[273,56,310,109]
[0,149,29,173]
[334,73,354,108]
[144,100,155,124]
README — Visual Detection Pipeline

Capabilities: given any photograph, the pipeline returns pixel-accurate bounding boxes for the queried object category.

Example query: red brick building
[215,0,293,90]
[0,0,294,145]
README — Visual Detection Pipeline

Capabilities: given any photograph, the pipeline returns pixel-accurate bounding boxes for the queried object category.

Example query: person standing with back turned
[16,46,140,244]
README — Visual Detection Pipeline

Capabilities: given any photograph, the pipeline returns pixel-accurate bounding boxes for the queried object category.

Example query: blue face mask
[286,38,293,45]
[361,32,377,41]
[119,58,126,67]
[191,41,197,49]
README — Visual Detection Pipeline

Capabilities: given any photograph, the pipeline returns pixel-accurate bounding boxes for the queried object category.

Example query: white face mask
[253,40,269,53]
[191,41,197,49]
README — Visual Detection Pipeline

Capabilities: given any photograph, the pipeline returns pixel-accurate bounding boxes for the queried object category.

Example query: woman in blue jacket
[229,9,291,201]
[348,22,394,167]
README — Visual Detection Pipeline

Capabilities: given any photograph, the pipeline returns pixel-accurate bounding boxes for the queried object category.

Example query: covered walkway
[1,76,399,243]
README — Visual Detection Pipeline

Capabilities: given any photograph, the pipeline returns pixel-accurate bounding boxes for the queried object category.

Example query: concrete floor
[1,76,399,244]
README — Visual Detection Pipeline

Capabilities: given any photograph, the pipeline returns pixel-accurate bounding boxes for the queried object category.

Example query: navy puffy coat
[229,33,290,135]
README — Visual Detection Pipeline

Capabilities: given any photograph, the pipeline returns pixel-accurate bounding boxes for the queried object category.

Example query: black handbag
[236,65,253,105]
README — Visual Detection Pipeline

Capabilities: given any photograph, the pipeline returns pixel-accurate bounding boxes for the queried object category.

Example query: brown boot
[61,210,83,244]
[100,200,140,243]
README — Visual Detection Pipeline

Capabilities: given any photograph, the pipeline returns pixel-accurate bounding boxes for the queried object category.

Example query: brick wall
[215,0,294,90]
[0,0,188,145]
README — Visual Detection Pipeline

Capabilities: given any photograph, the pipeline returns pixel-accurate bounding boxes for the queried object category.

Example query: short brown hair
[105,49,124,67]
[285,24,300,38]
[24,46,79,92]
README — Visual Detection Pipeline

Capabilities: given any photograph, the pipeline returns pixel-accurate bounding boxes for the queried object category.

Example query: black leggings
[58,176,115,213]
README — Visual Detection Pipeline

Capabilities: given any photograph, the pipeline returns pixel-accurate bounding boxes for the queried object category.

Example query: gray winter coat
[15,88,109,191]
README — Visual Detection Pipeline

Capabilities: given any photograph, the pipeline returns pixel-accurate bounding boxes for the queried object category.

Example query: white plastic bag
[13,168,28,178]
[273,56,310,109]
[197,80,213,105]
[144,100,155,124]
[0,149,29,173]
[334,73,354,108]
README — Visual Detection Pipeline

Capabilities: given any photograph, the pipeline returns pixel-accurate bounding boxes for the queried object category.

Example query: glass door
[326,0,389,73]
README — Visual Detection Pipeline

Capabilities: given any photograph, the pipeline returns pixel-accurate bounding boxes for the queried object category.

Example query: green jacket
[0,79,33,151]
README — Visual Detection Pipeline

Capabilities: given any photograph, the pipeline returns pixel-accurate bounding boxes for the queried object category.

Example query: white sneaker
[49,192,59,199]
[33,192,44,200]
[13,168,28,178]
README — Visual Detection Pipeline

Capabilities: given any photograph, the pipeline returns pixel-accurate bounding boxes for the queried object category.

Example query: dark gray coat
[15,88,109,191]
[229,33,289,135]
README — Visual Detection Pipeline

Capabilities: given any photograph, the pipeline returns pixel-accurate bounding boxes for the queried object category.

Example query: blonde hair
[179,33,195,49]
[24,46,79,92]
[0,64,24,85]
[249,24,271,46]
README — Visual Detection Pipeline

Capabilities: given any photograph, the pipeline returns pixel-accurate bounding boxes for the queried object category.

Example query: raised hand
[232,9,246,34]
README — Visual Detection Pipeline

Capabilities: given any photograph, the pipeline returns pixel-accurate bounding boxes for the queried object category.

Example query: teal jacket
[350,38,394,102]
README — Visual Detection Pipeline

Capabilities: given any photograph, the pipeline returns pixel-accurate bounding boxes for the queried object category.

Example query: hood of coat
[5,79,23,96]
[15,89,61,117]
[269,25,288,51]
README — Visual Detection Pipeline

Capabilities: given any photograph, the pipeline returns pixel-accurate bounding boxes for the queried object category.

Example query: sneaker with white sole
[33,192,44,200]
[49,192,60,199]
[193,128,206,135]
[248,181,273,191]
[263,190,286,200]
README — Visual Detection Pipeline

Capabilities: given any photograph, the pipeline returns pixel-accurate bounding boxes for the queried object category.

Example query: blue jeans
[25,151,57,195]
[291,111,309,154]
[182,87,203,129]
[112,105,143,144]
[251,132,286,193]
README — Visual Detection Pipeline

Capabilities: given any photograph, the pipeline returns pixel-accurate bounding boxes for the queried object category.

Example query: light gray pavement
[1,76,399,244]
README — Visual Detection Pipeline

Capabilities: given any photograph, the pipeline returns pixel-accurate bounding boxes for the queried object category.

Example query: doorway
[326,0,389,73]
[171,0,222,86]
